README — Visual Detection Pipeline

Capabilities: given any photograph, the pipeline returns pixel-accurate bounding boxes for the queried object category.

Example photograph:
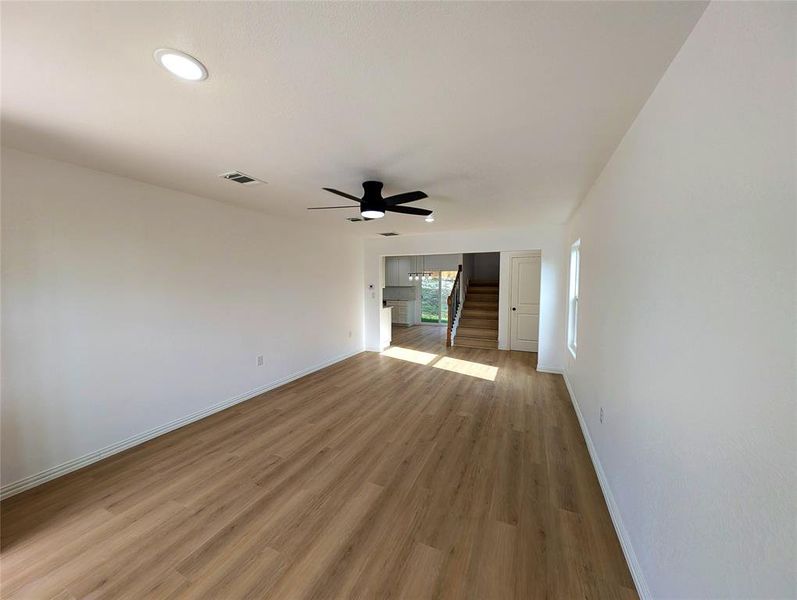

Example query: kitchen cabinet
[385,257,397,287]
[399,256,414,284]
[386,300,416,326]
[385,256,416,286]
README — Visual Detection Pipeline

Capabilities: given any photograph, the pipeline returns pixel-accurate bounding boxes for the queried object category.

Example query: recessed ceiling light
[154,49,208,81]
[425,214,435,222]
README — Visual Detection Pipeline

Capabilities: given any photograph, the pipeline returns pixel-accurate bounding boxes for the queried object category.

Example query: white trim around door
[504,251,541,352]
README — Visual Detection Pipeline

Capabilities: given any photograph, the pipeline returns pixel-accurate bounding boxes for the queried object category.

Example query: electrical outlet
[600,407,604,423]
[256,355,264,367]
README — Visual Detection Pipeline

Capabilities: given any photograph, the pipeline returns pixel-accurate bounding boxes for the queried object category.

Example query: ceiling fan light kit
[360,197,386,219]
[308,180,431,221]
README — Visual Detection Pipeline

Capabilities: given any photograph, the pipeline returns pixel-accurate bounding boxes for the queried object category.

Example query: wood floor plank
[265,482,384,600]
[5,501,186,599]
[0,325,636,599]
[396,543,443,600]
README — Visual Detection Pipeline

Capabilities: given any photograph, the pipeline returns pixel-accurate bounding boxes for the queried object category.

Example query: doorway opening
[421,270,458,324]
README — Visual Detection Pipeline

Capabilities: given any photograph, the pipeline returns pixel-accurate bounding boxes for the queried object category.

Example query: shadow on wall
[468,252,500,282]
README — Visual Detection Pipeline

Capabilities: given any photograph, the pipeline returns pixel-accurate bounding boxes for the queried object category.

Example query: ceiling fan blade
[307,206,359,210]
[383,191,428,206]
[322,188,361,202]
[385,205,432,216]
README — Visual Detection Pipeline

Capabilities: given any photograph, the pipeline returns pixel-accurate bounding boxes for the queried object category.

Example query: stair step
[469,281,499,287]
[459,318,498,329]
[456,327,498,340]
[465,292,498,304]
[465,301,498,310]
[461,308,498,318]
[454,336,499,349]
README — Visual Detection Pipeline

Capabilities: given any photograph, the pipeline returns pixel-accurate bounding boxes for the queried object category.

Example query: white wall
[382,286,417,301]
[563,3,796,597]
[471,252,499,282]
[1,148,365,492]
[363,225,567,370]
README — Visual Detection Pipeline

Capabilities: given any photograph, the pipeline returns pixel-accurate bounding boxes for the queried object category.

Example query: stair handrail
[446,264,463,347]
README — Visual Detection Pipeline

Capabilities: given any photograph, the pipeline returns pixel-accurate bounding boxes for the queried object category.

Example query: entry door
[510,255,541,352]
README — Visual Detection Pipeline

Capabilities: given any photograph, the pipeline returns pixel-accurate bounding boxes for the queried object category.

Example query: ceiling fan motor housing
[361,181,385,216]
[362,180,384,200]
[360,181,385,204]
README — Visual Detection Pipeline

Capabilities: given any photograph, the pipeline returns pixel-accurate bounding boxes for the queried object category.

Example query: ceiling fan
[308,181,431,220]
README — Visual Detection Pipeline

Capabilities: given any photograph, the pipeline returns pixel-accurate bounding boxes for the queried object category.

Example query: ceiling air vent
[347,217,364,222]
[219,171,265,186]
[379,232,400,237]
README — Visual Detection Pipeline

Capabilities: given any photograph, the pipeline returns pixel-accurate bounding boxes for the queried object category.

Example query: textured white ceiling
[1,1,706,236]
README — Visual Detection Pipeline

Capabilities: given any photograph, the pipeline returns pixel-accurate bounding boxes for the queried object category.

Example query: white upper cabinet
[398,256,414,284]
[385,256,416,286]
[385,257,397,286]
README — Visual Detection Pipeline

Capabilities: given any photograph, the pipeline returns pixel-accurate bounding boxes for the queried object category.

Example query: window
[567,240,581,357]
[421,270,458,324]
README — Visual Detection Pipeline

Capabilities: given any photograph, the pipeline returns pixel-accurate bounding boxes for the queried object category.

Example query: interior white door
[510,255,541,352]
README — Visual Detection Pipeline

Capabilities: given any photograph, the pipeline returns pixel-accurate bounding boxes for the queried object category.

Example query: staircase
[455,281,499,349]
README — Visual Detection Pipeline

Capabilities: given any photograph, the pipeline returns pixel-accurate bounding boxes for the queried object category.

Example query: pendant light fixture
[408,271,433,281]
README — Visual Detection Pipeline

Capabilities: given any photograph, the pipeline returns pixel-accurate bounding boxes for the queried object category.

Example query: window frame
[567,239,581,358]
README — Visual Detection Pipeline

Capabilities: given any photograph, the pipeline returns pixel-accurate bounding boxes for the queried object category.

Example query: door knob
[512,307,516,311]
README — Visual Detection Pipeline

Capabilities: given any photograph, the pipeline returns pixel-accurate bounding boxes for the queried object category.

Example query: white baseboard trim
[0,348,364,501]
[562,372,651,600]
[535,364,564,374]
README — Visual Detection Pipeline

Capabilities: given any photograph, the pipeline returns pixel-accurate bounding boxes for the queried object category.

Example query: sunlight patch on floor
[380,346,438,365]
[432,356,498,381]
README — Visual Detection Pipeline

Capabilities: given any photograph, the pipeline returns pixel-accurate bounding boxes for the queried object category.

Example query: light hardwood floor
[1,325,636,599]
